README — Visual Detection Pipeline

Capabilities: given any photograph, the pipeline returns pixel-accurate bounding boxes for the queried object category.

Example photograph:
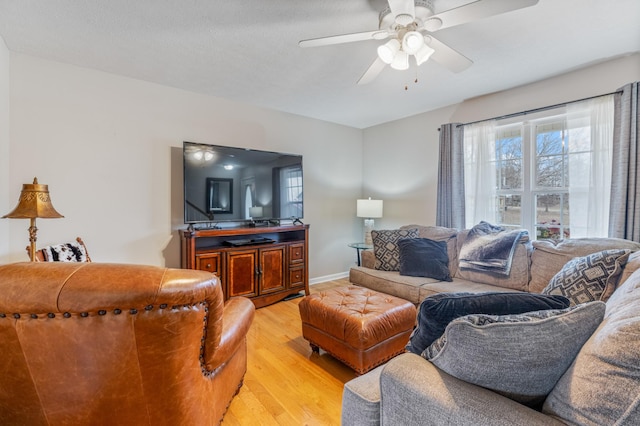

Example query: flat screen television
[183,141,303,225]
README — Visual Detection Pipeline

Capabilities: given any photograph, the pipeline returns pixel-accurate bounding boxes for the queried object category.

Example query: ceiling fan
[299,0,539,84]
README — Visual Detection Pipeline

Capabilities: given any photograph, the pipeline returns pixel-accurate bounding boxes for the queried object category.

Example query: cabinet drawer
[289,266,305,288]
[289,243,305,264]
[196,253,221,274]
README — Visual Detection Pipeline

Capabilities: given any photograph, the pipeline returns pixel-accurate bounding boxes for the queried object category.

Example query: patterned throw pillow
[423,302,606,406]
[542,249,631,305]
[371,228,419,271]
[41,241,90,262]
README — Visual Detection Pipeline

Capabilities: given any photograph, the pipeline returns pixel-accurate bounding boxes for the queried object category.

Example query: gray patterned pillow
[542,249,631,305]
[372,228,419,271]
[422,302,606,406]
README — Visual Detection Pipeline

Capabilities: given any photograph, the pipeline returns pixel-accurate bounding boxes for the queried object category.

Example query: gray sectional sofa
[349,224,640,303]
[343,224,640,425]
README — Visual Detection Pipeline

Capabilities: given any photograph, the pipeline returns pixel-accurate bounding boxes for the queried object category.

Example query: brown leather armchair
[0,262,255,425]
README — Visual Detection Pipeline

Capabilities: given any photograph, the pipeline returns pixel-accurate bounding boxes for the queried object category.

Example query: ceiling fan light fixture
[377,39,400,64]
[414,43,435,66]
[390,50,409,70]
[402,31,424,55]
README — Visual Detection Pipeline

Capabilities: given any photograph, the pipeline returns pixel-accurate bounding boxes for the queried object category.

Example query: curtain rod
[453,89,623,128]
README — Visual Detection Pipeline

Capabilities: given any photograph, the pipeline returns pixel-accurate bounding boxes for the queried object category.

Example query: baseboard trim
[310,271,349,285]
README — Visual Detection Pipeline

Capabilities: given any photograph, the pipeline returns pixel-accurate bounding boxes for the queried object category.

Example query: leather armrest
[205,297,255,370]
[380,353,563,426]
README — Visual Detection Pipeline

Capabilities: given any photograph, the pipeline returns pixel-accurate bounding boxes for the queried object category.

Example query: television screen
[183,141,303,224]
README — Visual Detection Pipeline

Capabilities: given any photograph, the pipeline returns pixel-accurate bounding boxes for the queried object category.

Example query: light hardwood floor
[222,279,357,425]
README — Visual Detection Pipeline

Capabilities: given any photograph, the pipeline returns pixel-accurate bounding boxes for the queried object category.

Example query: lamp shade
[414,41,435,66]
[3,178,64,219]
[249,206,263,218]
[390,50,409,70]
[3,177,64,262]
[357,198,383,218]
[377,39,400,64]
[402,31,424,55]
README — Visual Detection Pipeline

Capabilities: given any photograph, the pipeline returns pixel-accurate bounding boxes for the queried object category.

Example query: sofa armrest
[362,249,375,269]
[380,353,564,426]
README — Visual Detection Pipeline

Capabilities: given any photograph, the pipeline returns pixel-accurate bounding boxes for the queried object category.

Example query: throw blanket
[459,221,528,276]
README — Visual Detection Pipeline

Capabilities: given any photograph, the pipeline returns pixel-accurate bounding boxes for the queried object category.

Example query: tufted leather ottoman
[298,285,417,374]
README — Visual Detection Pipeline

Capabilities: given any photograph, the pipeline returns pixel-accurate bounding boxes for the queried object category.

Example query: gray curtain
[436,123,465,229]
[609,82,640,241]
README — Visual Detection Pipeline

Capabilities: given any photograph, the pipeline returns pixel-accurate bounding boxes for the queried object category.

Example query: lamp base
[363,218,375,245]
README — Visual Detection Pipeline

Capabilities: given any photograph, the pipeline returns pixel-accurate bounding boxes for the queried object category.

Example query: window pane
[536,126,564,156]
[497,195,521,226]
[536,155,565,187]
[496,134,522,190]
[535,128,567,188]
[535,193,570,240]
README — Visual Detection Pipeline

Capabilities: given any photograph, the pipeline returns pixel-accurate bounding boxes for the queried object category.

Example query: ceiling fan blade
[357,58,387,85]
[387,0,416,21]
[299,30,388,48]
[426,35,473,73]
[423,0,539,32]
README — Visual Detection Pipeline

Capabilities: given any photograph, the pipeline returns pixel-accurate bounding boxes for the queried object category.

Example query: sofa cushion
[542,249,631,305]
[619,250,640,287]
[398,238,452,281]
[406,292,570,355]
[401,225,459,278]
[423,302,606,406]
[529,238,640,293]
[455,229,531,292]
[372,228,419,271]
[542,269,640,425]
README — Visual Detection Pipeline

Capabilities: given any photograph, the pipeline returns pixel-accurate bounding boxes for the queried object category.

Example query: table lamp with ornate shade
[2,177,64,261]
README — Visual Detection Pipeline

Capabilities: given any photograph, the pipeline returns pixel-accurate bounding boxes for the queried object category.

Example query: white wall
[0,37,9,259]
[6,54,364,280]
[5,51,638,277]
[363,53,640,230]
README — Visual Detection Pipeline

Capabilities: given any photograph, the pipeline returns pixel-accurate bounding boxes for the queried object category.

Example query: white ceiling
[0,0,638,129]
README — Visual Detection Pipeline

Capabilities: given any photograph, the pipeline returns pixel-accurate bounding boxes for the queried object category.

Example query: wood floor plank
[223,279,357,425]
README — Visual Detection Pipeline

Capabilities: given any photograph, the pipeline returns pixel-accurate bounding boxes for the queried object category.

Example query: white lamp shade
[249,206,263,217]
[357,199,383,218]
[415,42,435,66]
[377,39,400,64]
[402,31,424,55]
[390,50,409,70]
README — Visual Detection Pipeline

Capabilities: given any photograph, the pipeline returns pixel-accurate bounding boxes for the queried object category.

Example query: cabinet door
[196,253,221,274]
[226,249,258,298]
[259,245,286,294]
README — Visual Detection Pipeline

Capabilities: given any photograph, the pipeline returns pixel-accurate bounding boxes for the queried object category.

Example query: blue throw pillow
[398,238,452,281]
[406,292,571,355]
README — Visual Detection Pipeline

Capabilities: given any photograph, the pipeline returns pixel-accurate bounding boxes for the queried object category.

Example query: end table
[348,242,373,266]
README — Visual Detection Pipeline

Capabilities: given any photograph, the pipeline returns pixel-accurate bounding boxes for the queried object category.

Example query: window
[493,118,571,240]
[279,165,303,218]
[464,96,614,240]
